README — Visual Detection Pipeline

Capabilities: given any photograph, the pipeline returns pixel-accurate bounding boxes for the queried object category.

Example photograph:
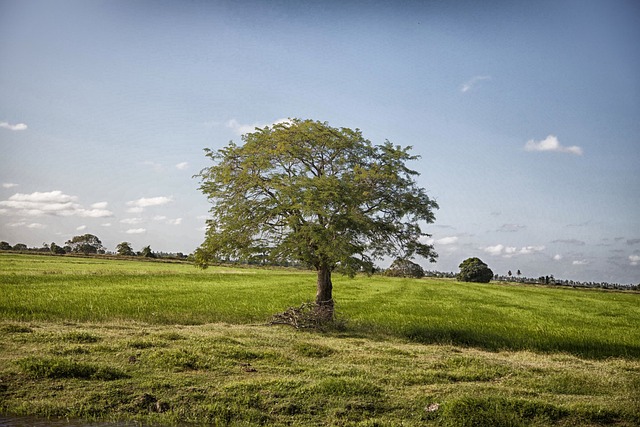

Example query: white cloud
[629,255,640,266]
[436,236,458,245]
[484,244,505,256]
[153,215,182,225]
[0,191,113,217]
[524,135,583,156]
[572,259,589,265]
[460,75,491,93]
[226,118,291,136]
[76,225,87,231]
[553,254,563,261]
[91,201,109,209]
[483,244,545,257]
[0,121,28,131]
[126,196,173,209]
[519,245,545,255]
[125,228,146,234]
[126,207,144,214]
[7,221,46,229]
[175,162,189,170]
[2,183,18,189]
[101,223,112,227]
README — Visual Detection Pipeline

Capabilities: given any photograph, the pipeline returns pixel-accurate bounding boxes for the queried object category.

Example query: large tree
[195,119,438,315]
[116,241,135,256]
[65,234,104,255]
[457,257,494,283]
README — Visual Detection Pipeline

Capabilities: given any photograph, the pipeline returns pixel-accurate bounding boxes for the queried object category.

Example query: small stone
[425,403,440,412]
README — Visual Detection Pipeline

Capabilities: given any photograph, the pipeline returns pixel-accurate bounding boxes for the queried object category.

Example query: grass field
[1,253,639,426]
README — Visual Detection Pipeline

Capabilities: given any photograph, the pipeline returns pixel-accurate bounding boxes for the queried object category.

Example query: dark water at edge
[0,416,141,427]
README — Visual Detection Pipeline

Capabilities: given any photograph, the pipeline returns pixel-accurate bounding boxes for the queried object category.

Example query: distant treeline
[422,269,638,291]
[0,240,188,261]
[2,239,637,290]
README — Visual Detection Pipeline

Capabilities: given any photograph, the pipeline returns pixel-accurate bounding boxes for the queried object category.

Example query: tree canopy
[457,257,494,283]
[65,234,104,255]
[116,242,135,256]
[385,258,426,278]
[195,118,438,313]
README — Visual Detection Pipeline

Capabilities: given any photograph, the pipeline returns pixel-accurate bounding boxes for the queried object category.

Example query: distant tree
[517,269,521,277]
[140,245,156,258]
[508,270,512,277]
[12,243,27,251]
[116,242,136,256]
[65,234,104,254]
[0,241,11,251]
[194,118,438,318]
[385,258,425,278]
[457,257,493,283]
[50,242,66,254]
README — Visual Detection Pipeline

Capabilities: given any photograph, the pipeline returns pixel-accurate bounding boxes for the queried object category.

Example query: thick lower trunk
[315,265,334,318]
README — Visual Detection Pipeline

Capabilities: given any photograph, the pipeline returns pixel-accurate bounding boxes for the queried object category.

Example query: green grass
[1,253,639,426]
[1,253,638,359]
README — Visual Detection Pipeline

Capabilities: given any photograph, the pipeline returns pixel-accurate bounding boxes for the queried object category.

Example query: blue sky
[1,0,639,283]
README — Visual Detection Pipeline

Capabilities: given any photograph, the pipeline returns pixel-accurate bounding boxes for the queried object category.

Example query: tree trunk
[315,264,334,319]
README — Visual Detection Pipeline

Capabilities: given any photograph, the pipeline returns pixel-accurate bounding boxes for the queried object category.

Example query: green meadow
[1,253,639,426]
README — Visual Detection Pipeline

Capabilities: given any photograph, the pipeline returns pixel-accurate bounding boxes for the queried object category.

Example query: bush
[457,257,493,283]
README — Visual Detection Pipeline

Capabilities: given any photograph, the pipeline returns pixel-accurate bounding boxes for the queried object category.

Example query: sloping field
[1,253,639,426]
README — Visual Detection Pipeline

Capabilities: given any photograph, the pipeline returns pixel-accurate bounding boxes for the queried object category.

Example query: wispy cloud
[0,191,113,217]
[226,118,291,136]
[125,228,146,234]
[524,135,583,156]
[76,225,87,231]
[627,239,640,246]
[460,75,491,93]
[630,255,640,266]
[2,183,19,189]
[0,121,28,131]
[126,196,173,211]
[497,224,526,232]
[8,221,46,229]
[175,162,189,170]
[572,259,589,265]
[552,239,586,246]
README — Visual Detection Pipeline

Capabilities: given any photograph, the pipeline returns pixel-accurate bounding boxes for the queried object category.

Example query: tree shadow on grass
[399,325,640,360]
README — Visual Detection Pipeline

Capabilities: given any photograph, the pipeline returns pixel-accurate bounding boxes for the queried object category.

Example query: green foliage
[195,118,438,297]
[140,245,156,258]
[0,241,11,250]
[457,257,494,283]
[385,257,425,278]
[116,241,135,256]
[65,234,104,254]
[49,242,66,254]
